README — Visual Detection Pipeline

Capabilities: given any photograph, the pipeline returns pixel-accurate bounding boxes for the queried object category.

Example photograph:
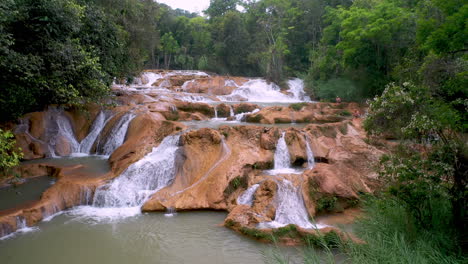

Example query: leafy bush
[0,129,23,177]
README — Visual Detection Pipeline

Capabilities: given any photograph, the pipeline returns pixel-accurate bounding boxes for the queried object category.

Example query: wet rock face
[251,180,277,222]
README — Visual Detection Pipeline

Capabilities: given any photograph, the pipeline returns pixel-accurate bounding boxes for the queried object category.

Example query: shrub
[0,129,23,177]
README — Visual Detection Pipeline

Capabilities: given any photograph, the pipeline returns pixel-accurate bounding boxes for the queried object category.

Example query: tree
[364,82,467,247]
[205,0,239,18]
[160,32,180,69]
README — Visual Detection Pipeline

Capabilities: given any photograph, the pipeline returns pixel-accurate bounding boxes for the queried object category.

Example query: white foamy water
[258,180,326,230]
[78,111,113,154]
[305,136,316,169]
[287,78,311,102]
[96,113,136,156]
[0,217,39,240]
[73,135,180,221]
[237,184,260,206]
[219,79,310,103]
[44,107,80,156]
[266,132,301,175]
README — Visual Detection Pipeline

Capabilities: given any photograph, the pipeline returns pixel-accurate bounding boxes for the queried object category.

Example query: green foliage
[316,196,338,212]
[307,78,364,102]
[0,129,23,176]
[342,196,466,264]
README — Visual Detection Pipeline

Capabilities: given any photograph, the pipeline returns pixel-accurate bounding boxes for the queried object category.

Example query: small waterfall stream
[266,132,301,175]
[45,107,80,156]
[259,131,325,229]
[237,184,260,206]
[78,111,113,154]
[96,113,136,156]
[305,136,316,169]
[258,179,325,229]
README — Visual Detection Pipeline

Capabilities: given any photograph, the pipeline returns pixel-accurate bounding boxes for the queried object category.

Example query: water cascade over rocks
[220,79,311,102]
[267,132,300,175]
[237,184,260,206]
[258,180,325,229]
[287,78,311,102]
[81,135,181,219]
[78,111,113,154]
[96,113,136,156]
[305,136,316,169]
[45,107,80,156]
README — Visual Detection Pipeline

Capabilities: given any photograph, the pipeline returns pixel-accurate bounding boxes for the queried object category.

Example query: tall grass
[264,196,466,264]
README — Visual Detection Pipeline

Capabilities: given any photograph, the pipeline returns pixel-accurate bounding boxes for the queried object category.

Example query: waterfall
[219,79,310,102]
[274,132,290,170]
[97,113,136,156]
[234,108,260,122]
[305,136,316,169]
[286,78,311,102]
[92,135,180,209]
[229,105,235,117]
[78,111,112,154]
[258,180,326,229]
[214,105,218,119]
[44,107,80,156]
[237,184,260,206]
[266,131,303,175]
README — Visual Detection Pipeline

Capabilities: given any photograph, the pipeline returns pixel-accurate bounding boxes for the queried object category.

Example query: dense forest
[0,0,466,262]
[1,0,466,121]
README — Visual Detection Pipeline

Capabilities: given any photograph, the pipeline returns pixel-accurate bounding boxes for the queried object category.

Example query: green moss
[338,123,348,134]
[318,125,337,138]
[224,219,236,228]
[246,114,263,123]
[239,227,274,241]
[272,224,300,238]
[316,196,338,212]
[290,102,308,111]
[235,104,255,114]
[223,175,248,197]
[339,110,352,116]
[273,117,291,124]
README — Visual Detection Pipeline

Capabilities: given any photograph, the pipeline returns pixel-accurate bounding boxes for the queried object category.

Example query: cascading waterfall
[44,107,80,156]
[78,111,113,154]
[274,132,290,170]
[214,105,218,119]
[229,105,235,117]
[287,79,311,102]
[305,136,316,169]
[237,184,260,206]
[266,131,303,175]
[219,78,311,102]
[234,108,260,122]
[96,113,136,156]
[258,180,325,229]
[93,135,180,208]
